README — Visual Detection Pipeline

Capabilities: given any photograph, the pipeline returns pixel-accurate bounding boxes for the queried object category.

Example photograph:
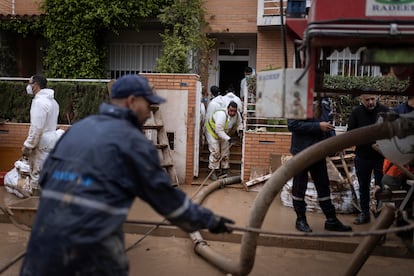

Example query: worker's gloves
[209,215,235,234]
[21,146,32,157]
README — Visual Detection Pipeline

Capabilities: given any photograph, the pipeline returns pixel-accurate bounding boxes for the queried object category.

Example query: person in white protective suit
[205,101,243,180]
[240,66,254,102]
[205,93,226,124]
[222,89,243,115]
[21,75,62,191]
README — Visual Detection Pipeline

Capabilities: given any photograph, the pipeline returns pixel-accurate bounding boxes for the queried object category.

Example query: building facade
[5,1,382,183]
[0,0,293,93]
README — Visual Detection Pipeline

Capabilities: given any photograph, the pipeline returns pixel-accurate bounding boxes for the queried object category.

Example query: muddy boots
[210,170,218,181]
[221,169,229,177]
[210,169,229,181]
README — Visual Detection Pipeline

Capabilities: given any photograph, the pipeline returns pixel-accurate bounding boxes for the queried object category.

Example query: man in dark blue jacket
[288,98,352,233]
[393,96,414,114]
[20,74,234,276]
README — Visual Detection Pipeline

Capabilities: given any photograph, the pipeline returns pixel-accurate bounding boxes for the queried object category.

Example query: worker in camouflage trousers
[205,101,243,180]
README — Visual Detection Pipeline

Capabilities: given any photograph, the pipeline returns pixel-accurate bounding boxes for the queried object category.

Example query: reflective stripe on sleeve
[42,189,129,216]
[206,109,229,140]
[165,197,190,219]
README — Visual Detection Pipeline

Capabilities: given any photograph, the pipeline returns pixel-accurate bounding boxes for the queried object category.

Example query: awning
[286,18,307,40]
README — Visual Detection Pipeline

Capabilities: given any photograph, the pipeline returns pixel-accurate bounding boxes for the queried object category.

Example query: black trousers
[354,155,383,214]
[292,158,336,219]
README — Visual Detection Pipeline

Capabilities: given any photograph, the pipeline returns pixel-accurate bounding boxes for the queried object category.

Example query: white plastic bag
[4,159,33,198]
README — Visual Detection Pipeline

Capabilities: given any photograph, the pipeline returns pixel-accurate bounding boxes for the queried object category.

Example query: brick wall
[0,123,70,148]
[4,0,258,30]
[0,74,199,184]
[0,123,29,148]
[15,0,43,15]
[243,132,291,182]
[0,0,43,15]
[0,123,70,172]
[0,74,294,185]
[257,29,295,71]
[204,0,257,33]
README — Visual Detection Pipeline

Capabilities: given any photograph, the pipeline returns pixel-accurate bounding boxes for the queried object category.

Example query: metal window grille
[108,43,162,79]
[327,48,381,77]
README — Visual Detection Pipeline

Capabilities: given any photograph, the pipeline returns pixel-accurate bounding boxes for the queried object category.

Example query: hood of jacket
[35,88,55,99]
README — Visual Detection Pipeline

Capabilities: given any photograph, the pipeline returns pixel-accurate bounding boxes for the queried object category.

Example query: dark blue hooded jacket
[27,103,217,246]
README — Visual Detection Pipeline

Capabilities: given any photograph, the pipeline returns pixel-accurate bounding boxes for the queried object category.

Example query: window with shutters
[107,43,162,78]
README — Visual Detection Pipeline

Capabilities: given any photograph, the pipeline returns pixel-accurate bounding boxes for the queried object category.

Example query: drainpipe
[190,117,413,275]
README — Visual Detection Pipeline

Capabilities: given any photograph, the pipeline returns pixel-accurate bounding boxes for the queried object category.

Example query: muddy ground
[1,184,413,275]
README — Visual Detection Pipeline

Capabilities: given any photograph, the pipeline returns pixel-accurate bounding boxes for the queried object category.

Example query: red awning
[286,18,307,40]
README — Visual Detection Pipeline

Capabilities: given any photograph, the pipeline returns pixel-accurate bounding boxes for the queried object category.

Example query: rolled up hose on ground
[189,176,242,272]
[191,117,413,275]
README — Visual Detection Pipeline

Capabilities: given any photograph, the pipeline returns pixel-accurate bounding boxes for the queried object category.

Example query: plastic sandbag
[4,158,33,198]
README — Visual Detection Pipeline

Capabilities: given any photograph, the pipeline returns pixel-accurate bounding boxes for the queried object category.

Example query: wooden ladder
[143,105,179,186]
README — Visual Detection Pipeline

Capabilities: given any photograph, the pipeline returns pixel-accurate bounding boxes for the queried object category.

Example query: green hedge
[0,81,109,124]
[323,75,409,92]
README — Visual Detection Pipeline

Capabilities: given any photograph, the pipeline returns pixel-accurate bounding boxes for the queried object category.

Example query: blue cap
[111,74,166,104]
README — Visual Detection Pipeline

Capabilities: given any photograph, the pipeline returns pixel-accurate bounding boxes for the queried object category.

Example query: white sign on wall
[366,0,414,16]
[255,69,308,119]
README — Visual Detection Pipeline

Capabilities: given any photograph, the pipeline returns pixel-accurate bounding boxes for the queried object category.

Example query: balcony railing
[257,0,287,26]
[258,0,310,26]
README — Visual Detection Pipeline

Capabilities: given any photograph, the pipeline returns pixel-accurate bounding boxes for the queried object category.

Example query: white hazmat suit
[223,92,243,114]
[23,88,61,188]
[205,108,242,171]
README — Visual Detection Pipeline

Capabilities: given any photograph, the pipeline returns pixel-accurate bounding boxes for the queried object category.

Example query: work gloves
[209,215,235,234]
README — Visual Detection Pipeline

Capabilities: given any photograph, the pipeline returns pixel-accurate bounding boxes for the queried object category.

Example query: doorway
[219,60,248,97]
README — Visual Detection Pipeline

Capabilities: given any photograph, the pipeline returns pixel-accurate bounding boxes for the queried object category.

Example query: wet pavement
[1,181,414,275]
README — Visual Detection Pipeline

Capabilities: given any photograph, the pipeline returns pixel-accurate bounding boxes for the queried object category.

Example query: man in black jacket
[347,94,389,224]
[288,98,352,233]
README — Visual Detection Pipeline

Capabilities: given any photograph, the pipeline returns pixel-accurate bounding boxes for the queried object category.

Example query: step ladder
[143,105,179,186]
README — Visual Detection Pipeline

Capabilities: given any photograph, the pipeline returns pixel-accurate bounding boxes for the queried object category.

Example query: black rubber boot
[354,212,371,225]
[295,217,312,233]
[325,217,352,232]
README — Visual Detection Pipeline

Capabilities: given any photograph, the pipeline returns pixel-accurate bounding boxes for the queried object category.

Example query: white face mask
[26,84,33,95]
